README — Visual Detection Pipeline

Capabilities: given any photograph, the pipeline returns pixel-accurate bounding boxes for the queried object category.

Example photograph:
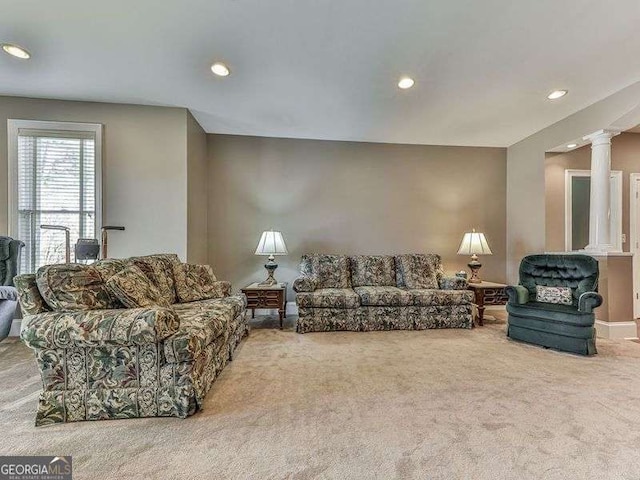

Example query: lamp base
[467,254,483,284]
[259,255,279,286]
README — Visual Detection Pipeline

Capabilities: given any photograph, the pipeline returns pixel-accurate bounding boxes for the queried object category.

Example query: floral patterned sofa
[14,254,248,426]
[293,254,473,333]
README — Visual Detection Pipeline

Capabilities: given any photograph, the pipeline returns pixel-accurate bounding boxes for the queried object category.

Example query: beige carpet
[3,314,640,480]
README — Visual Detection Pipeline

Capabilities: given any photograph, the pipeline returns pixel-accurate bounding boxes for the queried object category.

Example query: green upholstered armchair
[0,236,25,341]
[505,254,601,356]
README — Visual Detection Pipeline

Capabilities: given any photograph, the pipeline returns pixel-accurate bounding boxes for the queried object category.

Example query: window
[8,120,102,273]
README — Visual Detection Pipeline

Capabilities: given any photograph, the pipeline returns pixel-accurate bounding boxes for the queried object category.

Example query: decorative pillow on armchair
[535,285,573,305]
[173,263,228,303]
[105,265,170,308]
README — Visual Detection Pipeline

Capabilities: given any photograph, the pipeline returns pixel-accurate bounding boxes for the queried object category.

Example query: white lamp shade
[255,230,288,256]
[457,230,492,255]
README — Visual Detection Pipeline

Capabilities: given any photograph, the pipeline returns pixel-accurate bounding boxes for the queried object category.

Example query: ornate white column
[582,129,620,253]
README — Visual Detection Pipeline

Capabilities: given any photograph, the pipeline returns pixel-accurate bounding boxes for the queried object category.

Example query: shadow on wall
[208,135,507,291]
[297,240,335,256]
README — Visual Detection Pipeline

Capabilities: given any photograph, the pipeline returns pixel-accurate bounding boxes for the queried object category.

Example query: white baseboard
[595,320,638,340]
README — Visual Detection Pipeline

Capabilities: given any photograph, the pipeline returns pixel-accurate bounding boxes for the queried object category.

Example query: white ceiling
[2,0,640,147]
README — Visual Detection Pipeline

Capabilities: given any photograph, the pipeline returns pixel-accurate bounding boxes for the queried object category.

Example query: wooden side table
[467,281,508,326]
[241,282,288,329]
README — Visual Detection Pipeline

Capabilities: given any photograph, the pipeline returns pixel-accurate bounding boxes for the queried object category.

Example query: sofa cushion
[300,254,351,289]
[36,263,116,311]
[350,255,396,287]
[164,294,246,363]
[395,254,442,289]
[93,258,128,280]
[128,254,180,305]
[506,301,594,326]
[92,258,128,306]
[173,263,227,303]
[106,265,170,308]
[410,289,474,306]
[439,276,469,290]
[354,286,412,306]
[296,288,360,309]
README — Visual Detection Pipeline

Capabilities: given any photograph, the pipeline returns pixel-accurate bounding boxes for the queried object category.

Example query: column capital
[583,129,622,145]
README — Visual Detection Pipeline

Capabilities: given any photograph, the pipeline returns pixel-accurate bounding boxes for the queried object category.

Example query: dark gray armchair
[0,236,25,341]
[506,254,601,356]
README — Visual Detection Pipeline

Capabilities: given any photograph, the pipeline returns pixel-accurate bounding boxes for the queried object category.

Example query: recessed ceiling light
[1,43,30,59]
[547,90,568,100]
[211,62,230,77]
[567,143,578,149]
[398,77,415,89]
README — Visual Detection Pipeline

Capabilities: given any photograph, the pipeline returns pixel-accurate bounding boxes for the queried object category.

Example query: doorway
[631,173,640,319]
[564,169,623,251]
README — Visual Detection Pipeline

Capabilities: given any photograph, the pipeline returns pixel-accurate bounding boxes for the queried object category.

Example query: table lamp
[457,229,492,283]
[255,230,288,286]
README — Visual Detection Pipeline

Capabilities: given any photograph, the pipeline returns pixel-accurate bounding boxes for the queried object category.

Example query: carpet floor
[2,313,640,480]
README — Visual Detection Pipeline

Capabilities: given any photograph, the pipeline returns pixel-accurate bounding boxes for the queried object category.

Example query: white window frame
[564,169,622,252]
[7,119,103,262]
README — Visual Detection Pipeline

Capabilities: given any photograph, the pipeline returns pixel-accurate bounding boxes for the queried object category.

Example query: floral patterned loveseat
[14,254,248,426]
[293,254,473,333]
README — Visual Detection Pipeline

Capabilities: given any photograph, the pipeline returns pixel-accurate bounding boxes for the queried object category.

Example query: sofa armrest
[438,276,468,290]
[14,274,50,315]
[20,307,180,350]
[505,285,529,305]
[0,286,18,301]
[578,292,603,313]
[293,276,317,293]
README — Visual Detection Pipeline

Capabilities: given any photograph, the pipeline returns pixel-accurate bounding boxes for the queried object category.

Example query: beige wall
[596,256,635,323]
[545,150,590,252]
[545,132,640,252]
[506,79,640,283]
[207,134,507,295]
[186,111,209,263]
[0,95,189,260]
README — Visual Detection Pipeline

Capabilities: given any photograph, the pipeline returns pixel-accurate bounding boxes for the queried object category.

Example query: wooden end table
[241,282,288,329]
[467,281,508,326]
